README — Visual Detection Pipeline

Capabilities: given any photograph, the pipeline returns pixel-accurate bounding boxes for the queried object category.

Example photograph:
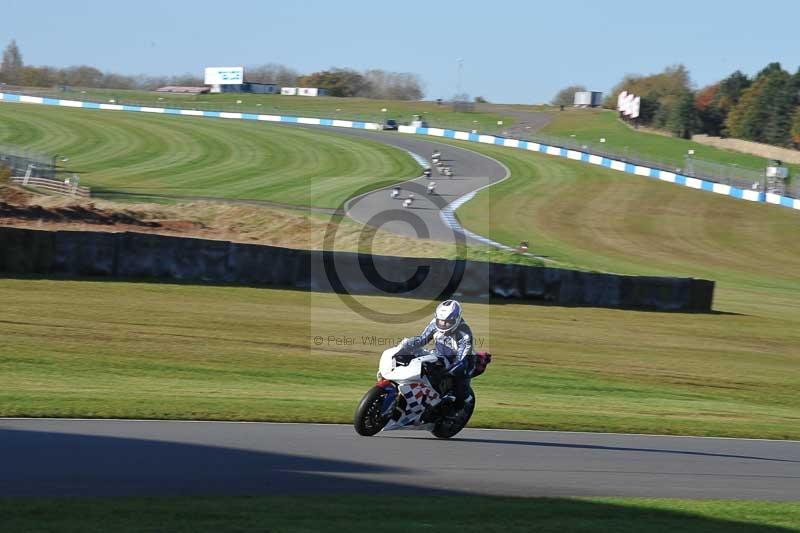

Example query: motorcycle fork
[378,383,398,418]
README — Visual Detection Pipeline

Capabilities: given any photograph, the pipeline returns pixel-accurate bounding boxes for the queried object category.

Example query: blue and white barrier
[3,91,797,212]
[0,92,380,130]
[398,125,800,212]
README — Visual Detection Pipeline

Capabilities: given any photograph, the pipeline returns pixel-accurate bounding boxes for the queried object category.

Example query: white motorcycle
[354,342,491,439]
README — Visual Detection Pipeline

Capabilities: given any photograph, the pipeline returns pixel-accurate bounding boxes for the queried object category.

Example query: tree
[17,66,58,87]
[726,66,795,146]
[718,70,750,103]
[697,70,752,137]
[756,62,783,81]
[474,96,488,103]
[551,84,586,106]
[790,107,800,148]
[361,69,423,100]
[1,39,24,84]
[98,72,137,90]
[667,91,697,139]
[59,65,104,88]
[605,65,692,123]
[695,83,725,135]
[296,68,370,97]
[247,63,299,87]
[761,70,795,146]
[726,76,770,141]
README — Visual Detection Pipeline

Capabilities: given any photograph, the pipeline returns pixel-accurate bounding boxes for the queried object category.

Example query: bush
[551,85,587,106]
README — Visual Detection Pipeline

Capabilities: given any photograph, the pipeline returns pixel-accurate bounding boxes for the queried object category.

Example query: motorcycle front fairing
[377,344,446,431]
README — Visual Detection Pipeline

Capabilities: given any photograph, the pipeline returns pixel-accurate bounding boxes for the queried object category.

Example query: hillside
[0,102,418,207]
[541,108,800,184]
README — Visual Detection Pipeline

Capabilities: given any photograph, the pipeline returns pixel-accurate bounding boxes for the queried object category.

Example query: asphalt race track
[1,419,798,500]
[2,121,797,504]
[304,127,509,244]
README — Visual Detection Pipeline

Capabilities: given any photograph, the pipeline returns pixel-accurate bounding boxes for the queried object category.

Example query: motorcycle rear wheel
[354,386,390,436]
[432,389,475,439]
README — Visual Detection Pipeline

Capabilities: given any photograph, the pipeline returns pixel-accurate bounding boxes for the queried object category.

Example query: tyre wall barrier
[0,228,715,312]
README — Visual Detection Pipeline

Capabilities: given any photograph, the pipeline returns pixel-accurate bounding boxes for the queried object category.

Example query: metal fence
[493,131,799,199]
[0,145,56,179]
[3,86,797,199]
[9,176,90,197]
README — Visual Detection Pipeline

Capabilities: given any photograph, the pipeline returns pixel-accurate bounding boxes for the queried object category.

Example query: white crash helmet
[434,300,462,333]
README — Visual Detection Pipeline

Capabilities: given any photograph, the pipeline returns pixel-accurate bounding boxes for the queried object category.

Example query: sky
[3,0,799,104]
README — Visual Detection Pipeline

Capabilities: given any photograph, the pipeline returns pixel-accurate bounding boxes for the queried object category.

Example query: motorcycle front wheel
[353,386,391,436]
[432,389,475,439]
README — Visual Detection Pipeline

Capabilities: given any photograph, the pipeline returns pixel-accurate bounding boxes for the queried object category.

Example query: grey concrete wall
[0,228,714,312]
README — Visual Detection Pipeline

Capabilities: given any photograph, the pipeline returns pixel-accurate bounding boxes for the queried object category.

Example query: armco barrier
[0,227,715,312]
[397,125,800,212]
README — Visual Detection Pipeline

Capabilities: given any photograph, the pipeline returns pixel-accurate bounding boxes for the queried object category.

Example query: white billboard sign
[618,91,641,119]
[617,91,627,112]
[621,93,634,116]
[630,96,641,119]
[204,66,244,85]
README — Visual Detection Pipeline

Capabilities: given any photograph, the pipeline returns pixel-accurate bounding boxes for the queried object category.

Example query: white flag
[631,96,641,119]
[617,91,628,112]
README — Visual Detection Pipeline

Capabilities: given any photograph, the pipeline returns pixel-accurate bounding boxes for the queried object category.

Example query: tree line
[554,63,800,148]
[0,40,424,100]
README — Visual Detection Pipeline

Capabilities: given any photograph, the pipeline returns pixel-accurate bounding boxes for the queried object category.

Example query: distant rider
[405,300,474,409]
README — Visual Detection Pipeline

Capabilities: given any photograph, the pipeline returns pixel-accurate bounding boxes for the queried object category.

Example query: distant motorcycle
[354,342,491,439]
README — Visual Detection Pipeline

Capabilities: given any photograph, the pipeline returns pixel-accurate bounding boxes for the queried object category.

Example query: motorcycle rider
[405,300,474,409]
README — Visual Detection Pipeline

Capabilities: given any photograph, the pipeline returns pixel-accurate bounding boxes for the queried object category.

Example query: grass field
[2,91,799,441]
[0,102,418,207]
[12,86,517,133]
[17,86,796,177]
[2,495,797,532]
[430,137,800,294]
[541,107,800,176]
[2,278,799,440]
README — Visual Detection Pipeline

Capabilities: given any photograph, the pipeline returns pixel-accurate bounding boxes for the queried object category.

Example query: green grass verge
[2,279,799,440]
[427,137,800,300]
[49,89,797,177]
[0,102,418,207]
[21,87,796,176]
[2,495,798,532]
[14,86,516,132]
[541,108,799,175]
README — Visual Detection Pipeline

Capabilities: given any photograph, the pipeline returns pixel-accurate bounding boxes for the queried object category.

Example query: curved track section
[1,419,798,500]
[304,127,508,245]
